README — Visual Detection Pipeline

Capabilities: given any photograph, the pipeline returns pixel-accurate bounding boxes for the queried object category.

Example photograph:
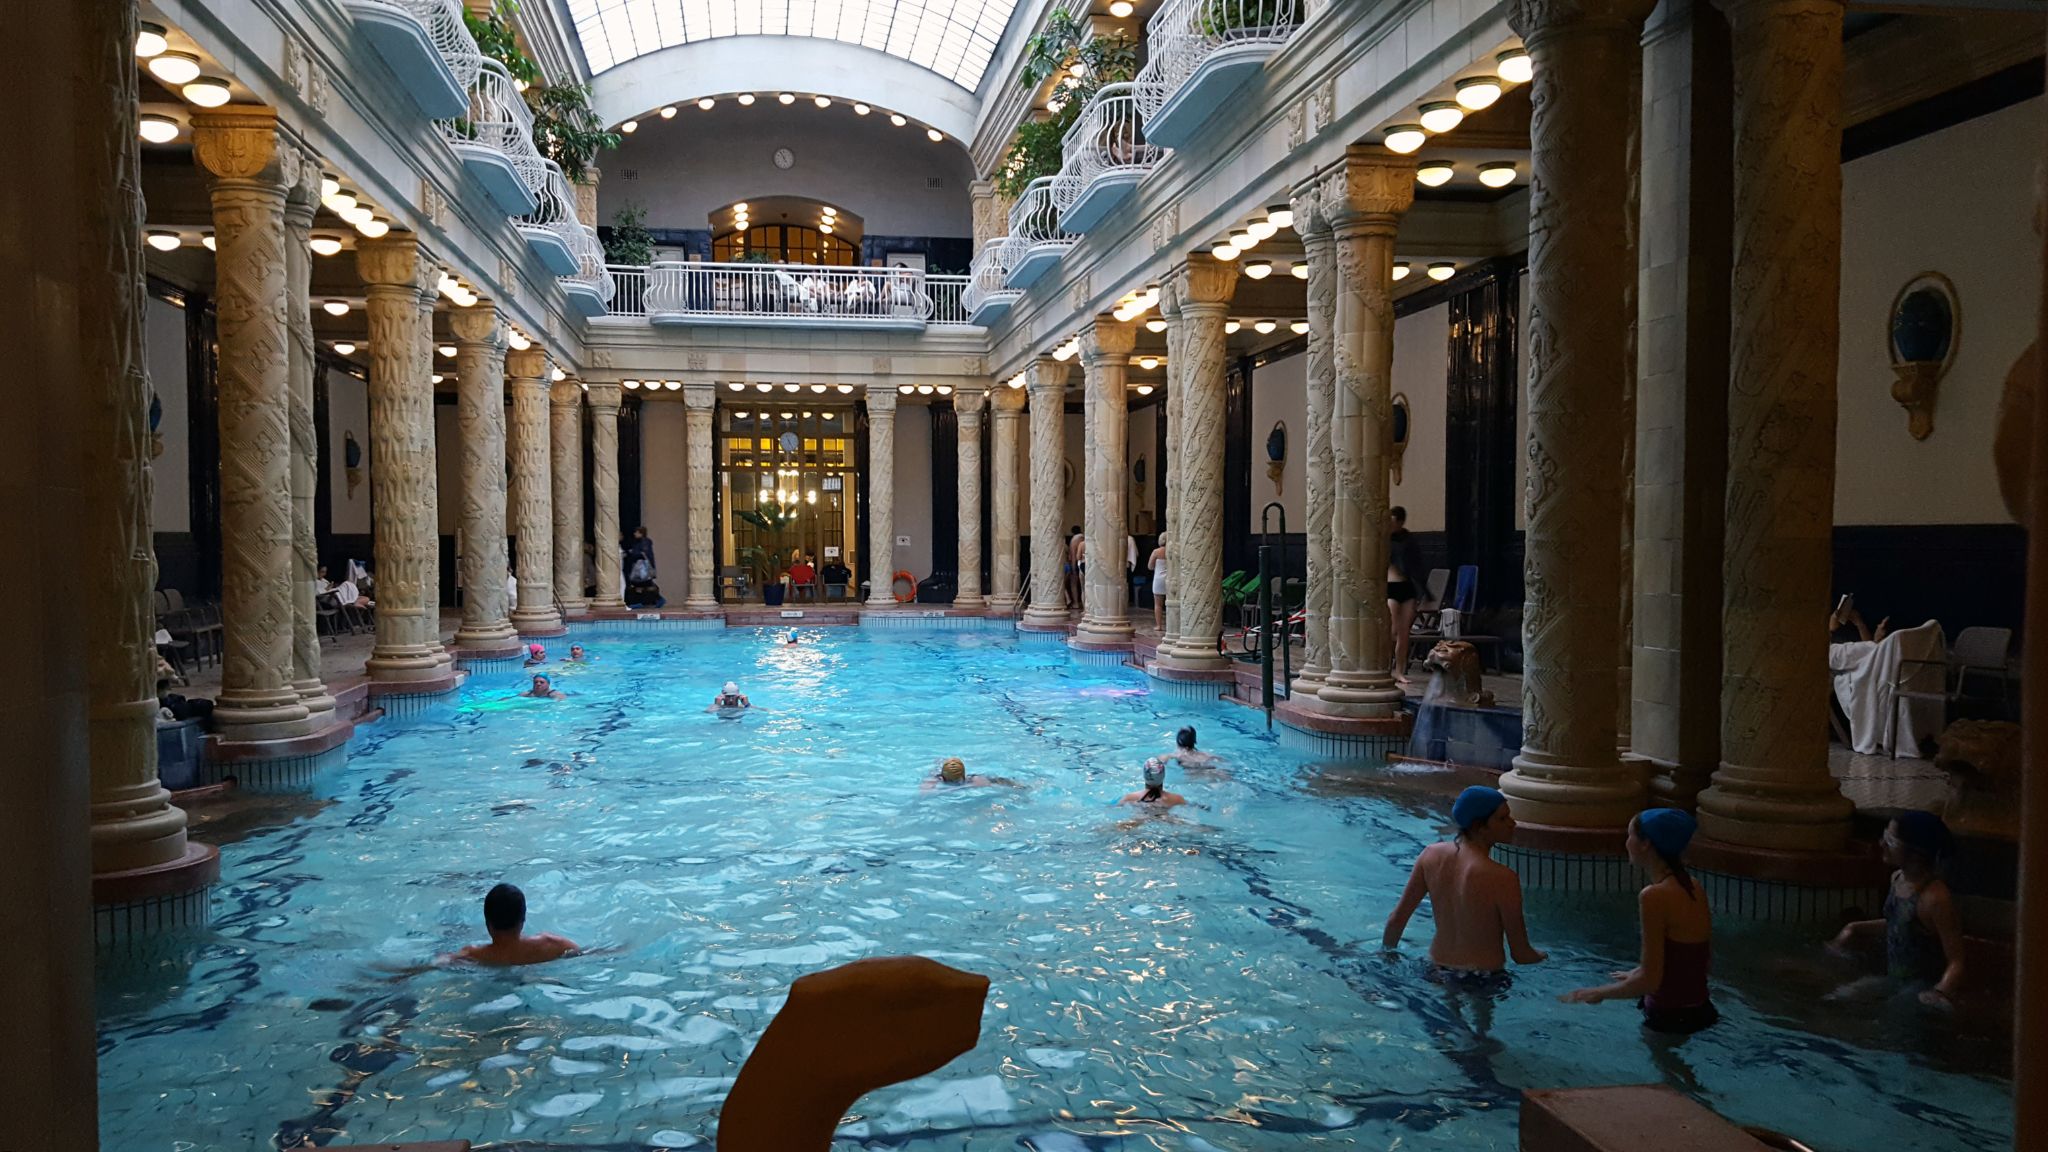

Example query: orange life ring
[892,571,917,602]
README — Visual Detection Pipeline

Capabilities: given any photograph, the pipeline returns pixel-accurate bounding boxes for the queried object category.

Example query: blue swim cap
[1452,786,1506,831]
[1892,810,1954,861]
[1638,808,1697,860]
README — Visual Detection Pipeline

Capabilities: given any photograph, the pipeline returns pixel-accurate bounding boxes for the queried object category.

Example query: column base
[985,593,1022,617]
[590,595,627,612]
[92,841,220,949]
[211,691,314,743]
[1696,779,1855,852]
[1272,695,1413,761]
[510,607,566,636]
[1499,754,1647,829]
[367,669,468,720]
[1154,638,1228,673]
[292,677,336,717]
[1070,618,1133,650]
[205,712,355,790]
[1288,662,1330,699]
[1646,756,1715,809]
[1315,672,1405,716]
[952,595,988,613]
[1018,606,1074,632]
[559,597,591,618]
[453,619,518,649]
[367,644,456,683]
[684,595,720,611]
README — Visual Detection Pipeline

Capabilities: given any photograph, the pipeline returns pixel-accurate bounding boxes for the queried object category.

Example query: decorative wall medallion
[687,351,708,372]
[872,355,893,375]
[961,355,985,376]
[500,258,519,301]
[773,147,796,170]
[1069,274,1092,312]
[591,349,615,370]
[421,179,449,229]
[1887,271,1959,441]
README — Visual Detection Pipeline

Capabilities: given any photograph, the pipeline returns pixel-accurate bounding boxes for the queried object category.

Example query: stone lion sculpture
[1422,640,1493,708]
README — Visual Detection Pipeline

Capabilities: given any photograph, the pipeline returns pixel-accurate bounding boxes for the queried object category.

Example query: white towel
[1830,620,1946,757]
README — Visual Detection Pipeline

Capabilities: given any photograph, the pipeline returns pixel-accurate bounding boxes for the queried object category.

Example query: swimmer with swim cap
[524,642,547,667]
[708,681,751,711]
[1171,725,1220,769]
[566,644,589,662]
[1120,757,1186,807]
[1383,785,1545,983]
[526,673,565,699]
[922,756,1012,790]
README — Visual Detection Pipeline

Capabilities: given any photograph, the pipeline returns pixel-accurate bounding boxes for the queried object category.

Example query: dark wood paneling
[931,399,958,591]
[1442,260,1524,610]
[1832,523,2026,637]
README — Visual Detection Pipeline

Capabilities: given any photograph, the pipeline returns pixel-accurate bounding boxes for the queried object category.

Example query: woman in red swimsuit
[1560,809,1719,1034]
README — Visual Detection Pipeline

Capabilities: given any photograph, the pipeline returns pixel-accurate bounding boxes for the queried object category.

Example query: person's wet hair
[1391,506,1408,525]
[1893,810,1955,869]
[1176,726,1197,750]
[483,883,526,932]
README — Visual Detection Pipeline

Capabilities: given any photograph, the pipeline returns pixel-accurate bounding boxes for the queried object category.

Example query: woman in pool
[523,642,547,667]
[1120,758,1184,808]
[1827,810,1965,1008]
[1561,809,1718,1034]
[1170,725,1220,769]
[525,674,565,700]
[708,681,751,712]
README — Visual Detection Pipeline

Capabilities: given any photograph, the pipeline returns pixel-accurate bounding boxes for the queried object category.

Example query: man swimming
[1382,785,1546,983]
[921,756,1011,790]
[1170,725,1221,769]
[786,631,801,646]
[708,681,751,711]
[526,674,565,699]
[443,883,579,967]
[565,644,590,662]
[1120,757,1186,808]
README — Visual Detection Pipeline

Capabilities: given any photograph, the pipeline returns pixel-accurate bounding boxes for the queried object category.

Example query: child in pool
[1120,758,1185,808]
[1561,809,1719,1034]
[1827,810,1966,1008]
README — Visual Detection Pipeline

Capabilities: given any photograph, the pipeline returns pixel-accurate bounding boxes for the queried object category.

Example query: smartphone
[1835,593,1853,615]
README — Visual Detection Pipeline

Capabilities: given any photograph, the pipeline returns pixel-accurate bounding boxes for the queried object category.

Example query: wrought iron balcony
[436,57,544,215]
[964,241,1023,325]
[602,262,973,330]
[560,224,614,317]
[345,0,480,119]
[1055,82,1167,234]
[1134,0,1305,150]
[515,161,582,277]
[1004,176,1077,290]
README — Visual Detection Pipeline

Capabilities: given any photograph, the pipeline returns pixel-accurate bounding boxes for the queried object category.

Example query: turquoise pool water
[97,628,2011,1150]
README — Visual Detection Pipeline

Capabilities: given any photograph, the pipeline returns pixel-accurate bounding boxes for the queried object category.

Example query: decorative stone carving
[282,147,333,716]
[573,169,599,228]
[1496,0,1657,827]
[872,355,893,376]
[988,386,1029,614]
[1075,319,1136,648]
[587,381,626,611]
[971,180,1006,254]
[421,178,448,229]
[1286,103,1309,151]
[1290,178,1335,697]
[865,389,900,607]
[1148,203,1181,251]
[687,350,709,372]
[282,38,328,115]
[591,348,615,370]
[1159,278,1184,647]
[1157,257,1238,670]
[1069,275,1093,314]
[1695,0,1855,850]
[500,257,519,302]
[193,109,315,738]
[505,347,562,632]
[1020,357,1072,629]
[683,383,719,609]
[550,379,589,616]
[450,304,516,647]
[412,258,447,656]
[955,387,988,610]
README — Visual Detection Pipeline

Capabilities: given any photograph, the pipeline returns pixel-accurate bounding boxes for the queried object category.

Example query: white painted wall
[640,399,691,583]
[1392,303,1450,532]
[893,403,935,577]
[327,367,371,535]
[1835,96,2039,527]
[146,294,189,533]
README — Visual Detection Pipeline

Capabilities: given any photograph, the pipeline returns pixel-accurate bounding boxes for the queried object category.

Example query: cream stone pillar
[356,235,451,678]
[1311,150,1413,714]
[588,381,626,611]
[506,347,562,632]
[1157,257,1238,669]
[1497,0,1655,826]
[1291,179,1336,697]
[551,378,589,616]
[988,384,1028,614]
[1695,0,1854,850]
[412,261,448,652]
[193,110,314,738]
[1158,280,1184,648]
[450,304,516,648]
[865,389,901,607]
[683,383,719,609]
[955,386,988,610]
[1076,317,1137,648]
[281,152,334,717]
[1021,356,1073,628]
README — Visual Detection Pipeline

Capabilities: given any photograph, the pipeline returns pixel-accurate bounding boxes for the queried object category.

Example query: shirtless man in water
[1382,785,1546,984]
[445,883,578,967]
[921,756,1013,790]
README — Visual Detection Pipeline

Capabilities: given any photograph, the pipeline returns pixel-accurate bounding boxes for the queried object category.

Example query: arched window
[713,225,856,265]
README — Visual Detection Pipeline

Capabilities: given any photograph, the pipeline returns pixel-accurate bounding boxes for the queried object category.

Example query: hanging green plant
[994,10,1139,200]
[603,202,654,266]
[464,0,619,182]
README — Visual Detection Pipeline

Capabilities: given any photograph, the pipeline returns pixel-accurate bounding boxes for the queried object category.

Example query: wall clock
[773,147,795,170]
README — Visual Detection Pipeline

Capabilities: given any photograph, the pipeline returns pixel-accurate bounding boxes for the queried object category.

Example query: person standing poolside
[1828,810,1966,1008]
[708,681,751,712]
[1149,535,1168,631]
[1561,809,1719,1034]
[444,883,578,967]
[1120,757,1185,808]
[1383,786,1546,982]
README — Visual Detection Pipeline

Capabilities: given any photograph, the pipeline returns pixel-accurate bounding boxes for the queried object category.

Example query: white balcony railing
[515,160,582,276]
[560,224,614,315]
[600,263,973,330]
[963,242,1022,322]
[1134,0,1304,148]
[1055,82,1165,233]
[436,57,545,213]
[927,273,973,325]
[1004,176,1075,289]
[609,264,648,316]
[346,0,480,118]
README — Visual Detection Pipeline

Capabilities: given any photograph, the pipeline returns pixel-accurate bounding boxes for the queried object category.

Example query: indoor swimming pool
[96,628,2012,1150]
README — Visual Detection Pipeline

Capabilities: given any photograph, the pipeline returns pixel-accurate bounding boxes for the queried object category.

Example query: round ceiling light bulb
[136,22,169,57]
[1497,49,1533,84]
[625,379,642,389]
[183,77,232,108]
[916,384,935,395]
[1416,159,1455,187]
[138,113,180,144]
[854,103,871,115]
[890,113,907,126]
[1145,318,1167,333]
[1291,262,1308,281]
[323,190,357,213]
[936,385,953,395]
[726,381,744,391]
[819,223,834,234]
[309,234,343,257]
[1419,101,1464,133]
[1223,320,1242,334]
[1135,384,1154,395]
[1211,242,1239,261]
[1478,161,1519,188]
[1392,262,1412,281]
[927,128,944,142]
[658,105,676,119]
[145,229,181,252]
[320,176,340,198]
[737,93,756,105]
[1268,205,1295,230]
[1247,216,1278,241]
[1229,229,1255,250]
[438,344,457,358]
[1243,259,1272,281]
[322,299,351,316]
[664,380,682,391]
[340,204,374,227]
[1382,124,1426,154]
[811,383,827,392]
[783,382,801,392]
[551,366,566,381]
[814,95,831,108]
[1428,261,1457,281]
[838,383,855,393]
[733,202,749,214]
[332,342,356,355]
[1291,320,1310,334]
[147,52,202,86]
[778,92,796,104]
[756,382,773,392]
[620,119,638,133]
[898,384,914,394]
[200,233,215,251]
[357,216,390,239]
[1253,319,1278,334]
[698,97,716,110]
[1137,356,1158,370]
[1456,76,1503,110]
[1110,0,1134,14]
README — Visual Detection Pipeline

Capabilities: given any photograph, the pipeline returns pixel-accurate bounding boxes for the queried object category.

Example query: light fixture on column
[898,384,914,394]
[1478,161,1519,188]
[1137,356,1158,370]
[814,95,832,108]
[147,51,201,85]
[439,344,457,358]
[1419,101,1463,133]
[664,380,682,390]
[551,366,566,380]
[783,382,801,392]
[338,204,374,228]
[1253,319,1278,334]
[890,113,908,126]
[322,298,351,316]
[927,128,945,142]
[620,119,638,133]
[1243,259,1272,280]
[936,384,953,395]
[1247,215,1278,242]
[1497,48,1533,84]
[320,176,340,198]
[508,329,531,350]
[323,188,357,213]
[1428,261,1457,281]
[727,381,744,391]
[1267,203,1295,230]
[737,93,756,105]
[332,342,356,355]
[309,234,343,256]
[357,216,390,239]
[854,103,871,115]
[138,113,180,144]
[778,92,796,104]
[1134,384,1154,395]
[1382,124,1426,154]
[1290,261,1308,280]
[1007,374,1025,389]
[200,231,215,251]
[136,21,168,57]
[1211,241,1239,261]
[808,383,826,392]
[1051,342,1074,363]
[838,383,855,393]
[183,77,232,107]
[1110,0,1134,14]
[917,384,935,394]
[756,382,773,392]
[1224,319,1241,334]
[1456,76,1504,110]
[1145,318,1167,333]
[1392,262,1412,281]
[1291,320,1309,334]
[431,373,445,384]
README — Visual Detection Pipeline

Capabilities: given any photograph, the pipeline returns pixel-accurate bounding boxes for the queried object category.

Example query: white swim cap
[723,681,738,694]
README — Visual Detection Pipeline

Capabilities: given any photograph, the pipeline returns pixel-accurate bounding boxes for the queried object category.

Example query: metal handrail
[355,0,483,89]
[1058,82,1166,195]
[1007,177,1074,248]
[927,274,973,325]
[1135,0,1303,117]
[963,243,1017,314]
[607,264,647,316]
[562,224,613,304]
[437,57,546,194]
[642,261,938,323]
[518,160,577,239]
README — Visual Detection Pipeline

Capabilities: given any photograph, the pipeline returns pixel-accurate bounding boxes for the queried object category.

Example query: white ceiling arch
[587,37,985,142]
[566,0,1024,91]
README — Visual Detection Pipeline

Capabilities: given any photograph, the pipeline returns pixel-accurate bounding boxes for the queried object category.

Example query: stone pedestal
[1155,256,1238,669]
[587,381,626,611]
[683,383,719,610]
[506,347,563,634]
[449,304,517,651]
[865,389,901,607]
[1496,0,1656,828]
[987,385,1028,614]
[550,378,590,617]
[1074,318,1136,650]
[1290,179,1336,698]
[954,387,988,611]
[1696,0,1854,850]
[1020,356,1073,630]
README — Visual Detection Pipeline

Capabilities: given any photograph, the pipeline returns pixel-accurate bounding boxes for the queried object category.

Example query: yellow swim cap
[940,757,966,781]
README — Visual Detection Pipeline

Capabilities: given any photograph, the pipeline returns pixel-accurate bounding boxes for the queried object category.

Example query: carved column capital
[1511,0,1659,39]
[585,380,622,411]
[550,378,584,409]
[1081,316,1137,365]
[1025,354,1070,396]
[866,388,899,417]
[191,107,291,186]
[1290,177,1333,240]
[505,347,548,381]
[954,386,987,416]
[1174,254,1239,310]
[682,382,716,411]
[356,234,419,290]
[1323,147,1417,232]
[447,300,500,346]
[991,382,1030,412]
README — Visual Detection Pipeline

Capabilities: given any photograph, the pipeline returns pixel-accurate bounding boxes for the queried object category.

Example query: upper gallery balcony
[605,262,975,331]
[515,160,584,276]
[964,240,1024,325]
[436,57,545,216]
[1005,176,1076,290]
[1135,0,1306,150]
[1055,82,1166,234]
[345,0,479,119]
[560,223,615,317]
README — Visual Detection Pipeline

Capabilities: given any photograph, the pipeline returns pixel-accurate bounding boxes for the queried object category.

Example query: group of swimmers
[520,643,592,699]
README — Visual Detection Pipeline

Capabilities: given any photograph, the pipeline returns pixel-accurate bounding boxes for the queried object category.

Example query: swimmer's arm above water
[1501,877,1546,966]
[1563,891,1659,1003]
[1382,855,1431,950]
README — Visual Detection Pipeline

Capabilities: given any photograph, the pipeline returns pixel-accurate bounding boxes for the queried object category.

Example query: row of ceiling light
[1380,46,1532,170]
[723,382,862,394]
[136,24,231,108]
[618,94,947,142]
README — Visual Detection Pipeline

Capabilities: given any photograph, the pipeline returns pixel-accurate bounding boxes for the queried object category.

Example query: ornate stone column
[683,383,719,610]
[955,386,988,610]
[550,377,589,616]
[587,381,626,611]
[1157,256,1238,669]
[1695,0,1854,850]
[1291,179,1336,698]
[1021,356,1072,629]
[988,384,1028,614]
[1075,316,1137,649]
[356,235,451,678]
[865,388,900,607]
[449,303,516,650]
[412,259,448,654]
[193,110,313,738]
[281,150,333,718]
[1497,0,1655,827]
[506,347,562,633]
[1158,280,1184,648]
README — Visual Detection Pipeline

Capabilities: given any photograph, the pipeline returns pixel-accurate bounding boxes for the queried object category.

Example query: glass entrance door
[718,402,856,599]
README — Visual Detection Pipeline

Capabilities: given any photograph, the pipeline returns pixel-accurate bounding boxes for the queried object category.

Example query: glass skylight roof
[566,0,1023,90]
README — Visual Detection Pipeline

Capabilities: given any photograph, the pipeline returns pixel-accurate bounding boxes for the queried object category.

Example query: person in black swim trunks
[1387,506,1427,686]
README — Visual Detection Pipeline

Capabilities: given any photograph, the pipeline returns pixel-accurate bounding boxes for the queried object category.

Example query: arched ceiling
[565,0,1024,91]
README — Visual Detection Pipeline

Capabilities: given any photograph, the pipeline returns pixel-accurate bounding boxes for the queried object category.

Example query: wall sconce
[1888,272,1959,441]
